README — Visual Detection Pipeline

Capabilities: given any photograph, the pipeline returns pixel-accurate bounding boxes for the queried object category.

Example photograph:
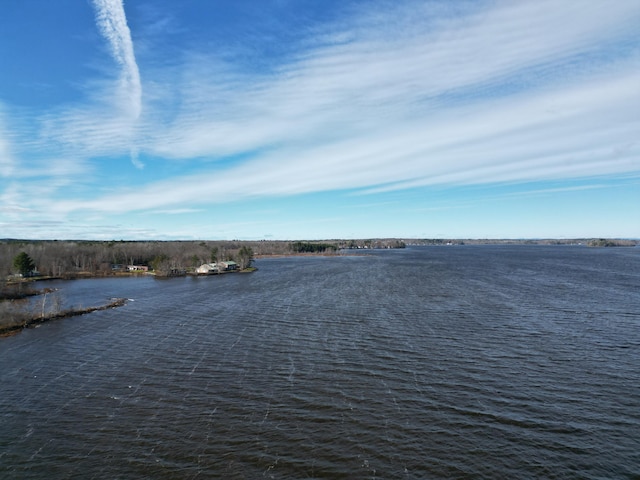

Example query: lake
[1,246,639,479]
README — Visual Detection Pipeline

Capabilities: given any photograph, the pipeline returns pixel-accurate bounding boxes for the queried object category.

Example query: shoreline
[0,298,128,337]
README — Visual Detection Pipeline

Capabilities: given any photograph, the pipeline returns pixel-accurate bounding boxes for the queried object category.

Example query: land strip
[0,298,127,337]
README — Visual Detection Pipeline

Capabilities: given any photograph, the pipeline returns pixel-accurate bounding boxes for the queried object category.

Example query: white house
[196,263,220,275]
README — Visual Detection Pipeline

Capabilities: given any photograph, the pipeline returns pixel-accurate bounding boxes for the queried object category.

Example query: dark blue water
[1,246,639,479]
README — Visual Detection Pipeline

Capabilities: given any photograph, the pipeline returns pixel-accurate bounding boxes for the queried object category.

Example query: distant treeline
[0,240,268,278]
[0,239,343,279]
[291,242,338,253]
[586,238,637,247]
[1,237,634,279]
[412,238,638,247]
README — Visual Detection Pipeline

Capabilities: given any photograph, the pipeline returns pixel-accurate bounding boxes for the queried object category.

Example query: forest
[3,236,631,280]
[0,238,407,280]
[1,239,269,279]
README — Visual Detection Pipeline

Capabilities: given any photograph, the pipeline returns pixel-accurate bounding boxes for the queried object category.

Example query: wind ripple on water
[1,246,639,479]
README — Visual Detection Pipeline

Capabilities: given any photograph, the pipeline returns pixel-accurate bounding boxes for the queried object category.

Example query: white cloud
[139,0,639,161]
[59,61,638,215]
[148,208,204,215]
[92,0,141,119]
[11,1,144,168]
[5,0,640,232]
[92,0,143,168]
[0,136,14,178]
[0,108,15,177]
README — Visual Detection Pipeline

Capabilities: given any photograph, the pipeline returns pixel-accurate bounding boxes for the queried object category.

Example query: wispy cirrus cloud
[2,0,639,240]
[0,124,14,178]
[140,0,639,161]
[22,1,143,168]
[51,0,638,216]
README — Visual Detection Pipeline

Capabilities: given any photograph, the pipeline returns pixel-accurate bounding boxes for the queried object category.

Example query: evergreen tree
[237,246,253,269]
[13,252,36,277]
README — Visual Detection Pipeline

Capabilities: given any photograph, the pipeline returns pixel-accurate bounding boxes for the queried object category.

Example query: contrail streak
[93,0,144,169]
[93,0,141,119]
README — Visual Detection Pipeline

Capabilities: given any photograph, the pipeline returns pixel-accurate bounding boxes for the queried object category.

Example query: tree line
[290,241,338,253]
[0,238,413,279]
[0,240,258,279]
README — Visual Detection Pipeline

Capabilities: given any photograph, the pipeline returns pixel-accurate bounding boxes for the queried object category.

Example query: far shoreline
[2,241,637,338]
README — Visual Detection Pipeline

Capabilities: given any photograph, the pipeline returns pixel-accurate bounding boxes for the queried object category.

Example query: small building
[219,261,238,271]
[196,263,220,275]
[127,265,149,272]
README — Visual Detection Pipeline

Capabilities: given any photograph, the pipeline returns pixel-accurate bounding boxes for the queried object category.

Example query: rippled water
[1,246,639,479]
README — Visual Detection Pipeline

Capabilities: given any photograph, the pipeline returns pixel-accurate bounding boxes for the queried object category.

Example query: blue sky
[1,0,638,240]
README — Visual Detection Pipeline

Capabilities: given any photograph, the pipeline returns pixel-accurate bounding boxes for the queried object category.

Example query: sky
[0,0,638,240]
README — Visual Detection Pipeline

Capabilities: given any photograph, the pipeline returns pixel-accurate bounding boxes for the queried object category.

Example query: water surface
[1,246,639,479]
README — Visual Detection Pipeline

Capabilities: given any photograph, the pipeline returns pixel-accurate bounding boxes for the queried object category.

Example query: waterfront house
[219,261,238,271]
[196,263,220,275]
[127,265,149,272]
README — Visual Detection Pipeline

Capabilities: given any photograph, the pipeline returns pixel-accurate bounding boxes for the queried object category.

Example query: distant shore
[2,239,637,337]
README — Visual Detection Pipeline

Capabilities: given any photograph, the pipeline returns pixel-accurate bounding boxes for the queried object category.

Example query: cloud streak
[92,0,143,168]
[2,0,639,239]
[0,112,15,178]
[141,0,639,160]
[53,0,638,216]
[92,0,141,118]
